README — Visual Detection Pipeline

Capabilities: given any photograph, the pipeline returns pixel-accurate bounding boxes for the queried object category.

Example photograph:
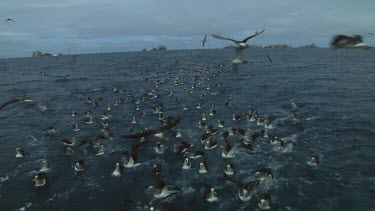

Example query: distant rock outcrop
[32,51,42,57]
[264,44,292,48]
[32,51,54,57]
[248,44,263,48]
[298,43,317,48]
[151,45,167,51]
[223,45,235,49]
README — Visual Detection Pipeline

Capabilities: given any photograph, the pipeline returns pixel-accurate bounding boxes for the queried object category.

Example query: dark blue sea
[0,48,374,211]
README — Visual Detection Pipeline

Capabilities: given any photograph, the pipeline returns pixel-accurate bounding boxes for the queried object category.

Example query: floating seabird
[199,158,209,174]
[153,142,166,154]
[217,120,225,128]
[40,161,49,172]
[71,111,78,117]
[172,130,182,138]
[122,140,148,168]
[223,173,260,202]
[61,137,76,146]
[64,147,74,155]
[258,193,272,210]
[182,158,192,169]
[209,105,216,116]
[72,124,80,132]
[206,126,218,135]
[270,136,282,145]
[203,184,219,202]
[232,114,241,121]
[264,116,277,129]
[196,102,202,109]
[84,116,94,125]
[257,118,266,126]
[112,163,124,176]
[95,145,105,156]
[266,55,272,63]
[255,167,274,182]
[224,164,235,176]
[147,172,181,199]
[16,148,26,158]
[260,129,269,138]
[46,126,57,135]
[278,140,294,153]
[152,164,163,175]
[201,133,211,143]
[307,155,320,166]
[33,173,48,187]
[198,121,207,129]
[231,58,251,65]
[205,140,218,149]
[74,160,85,172]
[227,127,236,136]
[201,114,207,121]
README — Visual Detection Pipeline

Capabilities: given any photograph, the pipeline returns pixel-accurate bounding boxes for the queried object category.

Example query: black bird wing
[223,173,244,189]
[121,116,180,139]
[266,55,272,63]
[0,98,25,110]
[130,140,148,162]
[202,35,207,47]
[241,29,266,43]
[211,34,240,43]
[244,180,260,191]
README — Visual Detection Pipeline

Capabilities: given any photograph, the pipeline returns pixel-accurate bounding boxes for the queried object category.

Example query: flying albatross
[212,29,265,52]
[5,18,14,23]
[121,116,181,139]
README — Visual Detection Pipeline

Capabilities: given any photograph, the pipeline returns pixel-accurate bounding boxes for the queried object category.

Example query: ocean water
[0,48,374,211]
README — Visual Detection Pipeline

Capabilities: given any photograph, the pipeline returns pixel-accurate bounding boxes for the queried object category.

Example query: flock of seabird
[1,29,322,210]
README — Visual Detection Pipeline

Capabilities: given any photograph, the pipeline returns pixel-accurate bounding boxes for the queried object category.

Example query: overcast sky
[1,0,375,58]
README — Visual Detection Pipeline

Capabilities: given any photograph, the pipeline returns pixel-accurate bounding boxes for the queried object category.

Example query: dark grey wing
[202,35,207,47]
[211,34,240,43]
[130,140,148,162]
[266,55,272,63]
[223,173,243,189]
[244,180,260,191]
[242,29,266,43]
[64,74,71,79]
[0,98,23,110]
[234,47,243,58]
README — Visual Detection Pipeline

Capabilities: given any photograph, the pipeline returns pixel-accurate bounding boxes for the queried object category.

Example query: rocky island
[32,51,62,57]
